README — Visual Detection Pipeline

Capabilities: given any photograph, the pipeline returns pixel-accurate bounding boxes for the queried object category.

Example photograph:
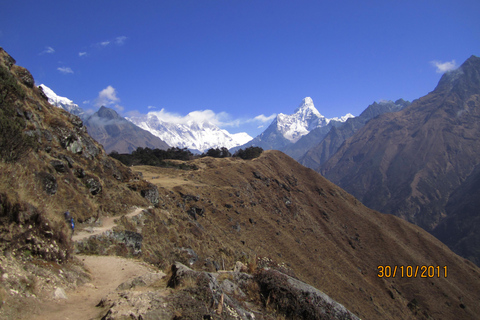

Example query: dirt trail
[28,207,165,320]
[30,255,163,320]
[72,206,144,242]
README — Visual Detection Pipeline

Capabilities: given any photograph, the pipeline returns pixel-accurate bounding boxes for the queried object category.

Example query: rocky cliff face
[321,55,480,265]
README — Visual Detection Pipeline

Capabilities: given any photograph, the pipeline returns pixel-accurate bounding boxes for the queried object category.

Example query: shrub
[234,146,263,160]
[204,147,231,158]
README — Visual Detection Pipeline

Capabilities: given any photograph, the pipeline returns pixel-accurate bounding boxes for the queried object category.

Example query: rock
[234,261,247,273]
[114,231,143,254]
[75,168,86,178]
[59,155,75,168]
[116,272,164,291]
[54,287,68,299]
[14,66,34,88]
[188,206,204,220]
[37,172,58,195]
[50,160,67,173]
[141,184,159,206]
[85,177,102,195]
[255,268,360,319]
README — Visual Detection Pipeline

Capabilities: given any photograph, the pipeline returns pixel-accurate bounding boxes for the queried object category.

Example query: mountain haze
[321,55,480,265]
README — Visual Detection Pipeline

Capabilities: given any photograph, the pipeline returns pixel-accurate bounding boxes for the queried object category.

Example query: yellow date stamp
[377,265,448,278]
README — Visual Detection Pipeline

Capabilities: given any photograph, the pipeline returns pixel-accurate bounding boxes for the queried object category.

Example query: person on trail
[70,217,75,235]
[64,210,71,223]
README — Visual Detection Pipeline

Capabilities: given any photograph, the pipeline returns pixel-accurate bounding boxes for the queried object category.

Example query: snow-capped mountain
[127,113,253,153]
[234,97,354,152]
[39,84,86,119]
[39,84,169,153]
[276,97,353,143]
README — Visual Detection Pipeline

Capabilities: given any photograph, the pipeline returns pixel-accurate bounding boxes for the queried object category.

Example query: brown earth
[129,151,480,319]
[27,255,162,320]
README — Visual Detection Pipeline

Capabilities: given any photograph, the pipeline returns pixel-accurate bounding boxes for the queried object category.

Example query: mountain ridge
[320,54,480,265]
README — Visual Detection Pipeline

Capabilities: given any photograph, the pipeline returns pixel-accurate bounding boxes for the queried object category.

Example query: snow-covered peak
[294,97,320,116]
[39,84,85,118]
[328,113,355,123]
[39,84,74,106]
[127,113,252,153]
[275,97,354,143]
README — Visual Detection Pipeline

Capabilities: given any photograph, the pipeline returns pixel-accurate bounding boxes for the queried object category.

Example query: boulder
[50,160,67,173]
[141,184,159,206]
[54,287,67,299]
[13,66,34,88]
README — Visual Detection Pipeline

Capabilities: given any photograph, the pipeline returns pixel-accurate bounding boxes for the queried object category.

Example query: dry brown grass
[134,151,480,320]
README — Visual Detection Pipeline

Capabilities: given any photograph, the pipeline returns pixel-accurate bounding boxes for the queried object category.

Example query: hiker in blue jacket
[70,217,75,235]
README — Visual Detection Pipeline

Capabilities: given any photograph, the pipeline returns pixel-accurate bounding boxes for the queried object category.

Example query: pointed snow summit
[236,97,353,152]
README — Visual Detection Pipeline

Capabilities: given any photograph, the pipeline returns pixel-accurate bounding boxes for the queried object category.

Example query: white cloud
[79,52,87,57]
[251,113,277,123]
[83,100,90,105]
[57,67,73,74]
[147,106,157,109]
[115,36,127,45]
[94,85,120,107]
[431,60,457,73]
[40,46,55,55]
[145,109,276,129]
[113,104,124,112]
[100,41,111,47]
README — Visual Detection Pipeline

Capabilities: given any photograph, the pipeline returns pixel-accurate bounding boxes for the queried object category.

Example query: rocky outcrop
[100,262,359,320]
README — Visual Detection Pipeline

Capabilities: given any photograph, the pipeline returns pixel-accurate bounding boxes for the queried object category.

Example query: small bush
[234,146,264,160]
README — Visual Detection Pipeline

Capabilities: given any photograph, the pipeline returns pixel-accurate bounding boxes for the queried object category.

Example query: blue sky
[2,0,479,137]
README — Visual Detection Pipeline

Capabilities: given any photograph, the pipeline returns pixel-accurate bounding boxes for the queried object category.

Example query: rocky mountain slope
[321,55,480,265]
[233,97,353,153]
[39,85,170,154]
[0,47,159,316]
[76,150,480,320]
[299,99,410,168]
[84,106,170,154]
[127,112,252,153]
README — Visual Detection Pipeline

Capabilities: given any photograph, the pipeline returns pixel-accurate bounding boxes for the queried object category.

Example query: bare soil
[28,255,161,320]
[23,207,163,320]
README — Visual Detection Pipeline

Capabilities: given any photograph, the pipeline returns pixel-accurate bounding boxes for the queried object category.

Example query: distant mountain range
[321,55,480,265]
[126,113,252,153]
[233,97,354,154]
[39,84,251,154]
[299,99,410,168]
[39,84,169,154]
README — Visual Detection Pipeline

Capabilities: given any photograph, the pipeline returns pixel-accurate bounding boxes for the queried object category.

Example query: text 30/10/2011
[377,265,447,278]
